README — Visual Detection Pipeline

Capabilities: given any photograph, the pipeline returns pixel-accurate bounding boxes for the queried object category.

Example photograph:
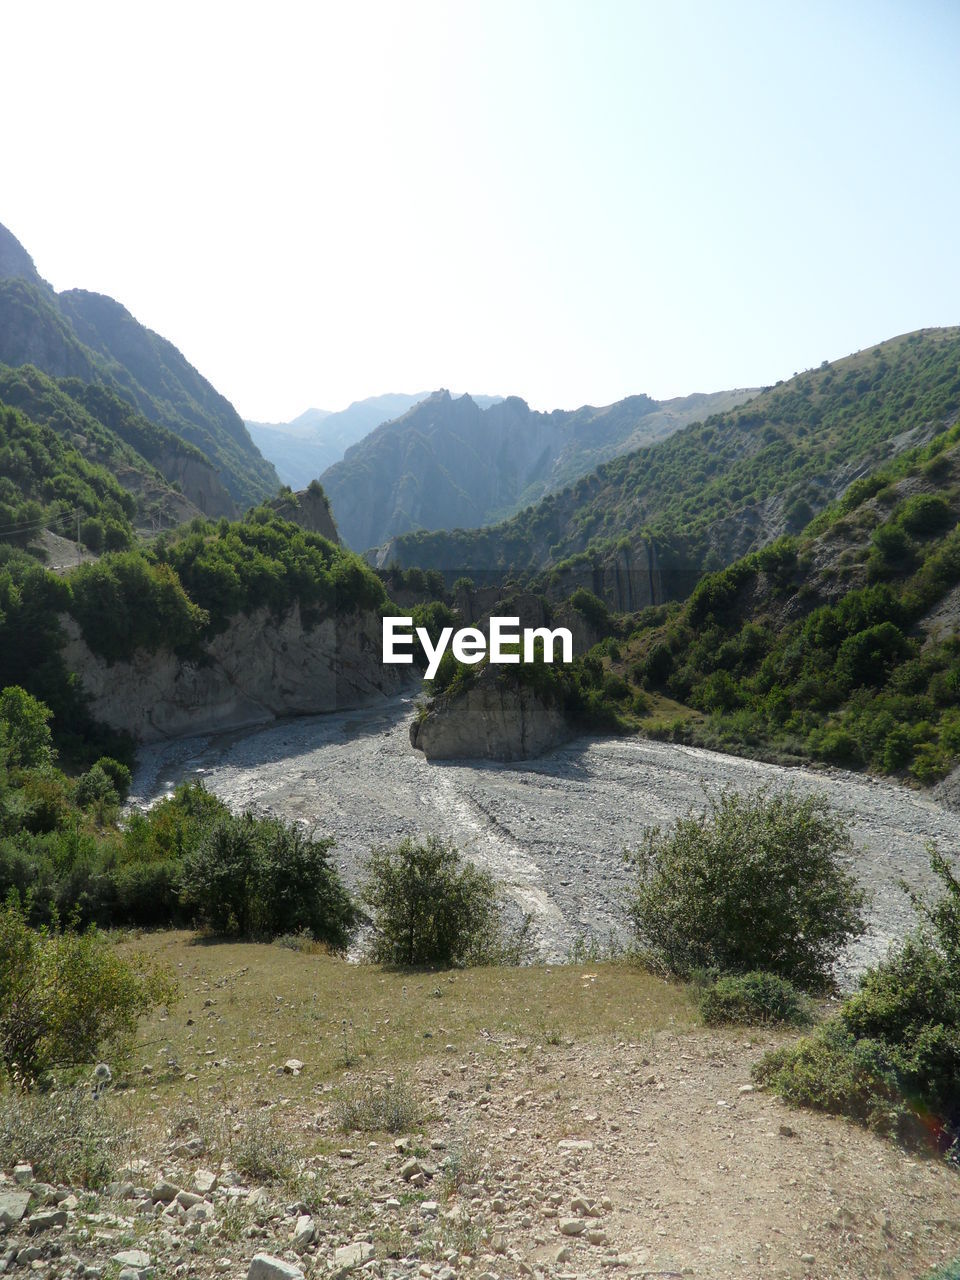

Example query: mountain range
[317,386,754,551]
[380,330,960,608]
[247,393,503,489]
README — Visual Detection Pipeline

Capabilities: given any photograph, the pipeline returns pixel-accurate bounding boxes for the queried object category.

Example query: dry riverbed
[129,695,960,979]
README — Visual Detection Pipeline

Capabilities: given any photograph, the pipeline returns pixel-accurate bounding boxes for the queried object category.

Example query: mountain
[381,330,960,608]
[0,222,279,511]
[247,392,503,488]
[624,393,960,786]
[320,387,754,551]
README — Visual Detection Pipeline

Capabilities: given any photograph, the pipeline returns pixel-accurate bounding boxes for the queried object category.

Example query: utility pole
[77,507,81,565]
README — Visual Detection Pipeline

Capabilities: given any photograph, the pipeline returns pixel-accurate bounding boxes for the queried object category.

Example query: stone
[193,1168,218,1194]
[151,1180,180,1203]
[332,1241,375,1270]
[25,1209,67,1232]
[112,1252,151,1270]
[283,1059,304,1075]
[399,1157,423,1180]
[421,1200,439,1217]
[292,1214,315,1251]
[12,1164,32,1185]
[247,1256,305,1280]
[558,1139,594,1151]
[0,1191,30,1229]
[177,1190,203,1209]
[587,1228,608,1245]
[559,1218,586,1236]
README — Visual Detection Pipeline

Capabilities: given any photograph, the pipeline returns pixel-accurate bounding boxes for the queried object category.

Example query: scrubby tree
[0,686,54,770]
[361,836,506,967]
[629,789,865,989]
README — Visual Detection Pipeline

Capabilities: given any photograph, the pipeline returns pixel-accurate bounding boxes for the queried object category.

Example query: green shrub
[0,898,176,1088]
[0,1085,128,1187]
[333,1077,421,1133]
[0,686,54,770]
[179,814,355,946]
[629,789,864,989]
[569,588,611,632]
[75,762,119,811]
[361,835,520,967]
[699,970,810,1027]
[754,848,960,1151]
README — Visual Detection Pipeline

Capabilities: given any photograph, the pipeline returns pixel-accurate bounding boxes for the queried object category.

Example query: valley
[129,696,957,982]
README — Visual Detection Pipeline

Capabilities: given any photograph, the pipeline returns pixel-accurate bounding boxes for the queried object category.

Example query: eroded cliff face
[155,451,236,519]
[409,669,569,761]
[61,603,408,742]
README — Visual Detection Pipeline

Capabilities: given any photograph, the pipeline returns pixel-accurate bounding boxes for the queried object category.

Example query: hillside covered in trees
[382,330,960,605]
[0,222,279,511]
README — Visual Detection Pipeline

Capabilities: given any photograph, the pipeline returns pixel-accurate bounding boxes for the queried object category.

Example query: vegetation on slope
[0,507,389,761]
[626,414,960,782]
[386,329,960,595]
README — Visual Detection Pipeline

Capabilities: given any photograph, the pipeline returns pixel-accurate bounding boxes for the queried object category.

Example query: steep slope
[624,406,960,785]
[322,386,753,550]
[247,394,428,487]
[383,330,960,608]
[0,364,230,527]
[248,393,506,489]
[0,222,279,510]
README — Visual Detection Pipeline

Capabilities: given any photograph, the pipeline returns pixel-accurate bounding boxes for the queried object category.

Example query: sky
[2,0,959,421]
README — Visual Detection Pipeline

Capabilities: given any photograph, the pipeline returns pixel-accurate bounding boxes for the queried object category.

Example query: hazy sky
[3,1,958,420]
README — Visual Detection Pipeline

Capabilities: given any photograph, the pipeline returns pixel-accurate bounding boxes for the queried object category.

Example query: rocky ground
[130,695,960,979]
[1,1025,958,1280]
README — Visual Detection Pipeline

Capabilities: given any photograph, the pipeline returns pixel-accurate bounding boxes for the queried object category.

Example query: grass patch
[333,1077,422,1134]
[0,1086,131,1187]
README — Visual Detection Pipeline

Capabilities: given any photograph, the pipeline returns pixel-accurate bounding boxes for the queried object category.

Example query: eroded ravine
[130,694,960,974]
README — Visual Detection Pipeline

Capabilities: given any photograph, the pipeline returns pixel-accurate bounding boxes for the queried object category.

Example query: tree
[0,686,54,770]
[361,836,503,967]
[630,789,865,989]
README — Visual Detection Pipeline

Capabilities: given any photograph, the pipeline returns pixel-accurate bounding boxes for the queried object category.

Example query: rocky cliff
[409,666,570,761]
[266,486,340,542]
[61,603,408,742]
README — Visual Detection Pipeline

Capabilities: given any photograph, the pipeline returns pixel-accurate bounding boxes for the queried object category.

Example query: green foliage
[387,330,960,589]
[333,1077,422,1133]
[698,970,810,1027]
[0,897,175,1088]
[569,587,611,631]
[69,552,208,660]
[754,848,960,1152]
[179,812,355,946]
[630,790,864,989]
[361,835,517,968]
[0,686,54,769]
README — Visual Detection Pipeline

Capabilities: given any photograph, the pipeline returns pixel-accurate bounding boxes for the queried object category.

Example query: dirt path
[130,695,960,976]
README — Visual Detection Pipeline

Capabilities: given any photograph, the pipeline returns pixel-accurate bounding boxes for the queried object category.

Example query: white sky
[3,0,959,420]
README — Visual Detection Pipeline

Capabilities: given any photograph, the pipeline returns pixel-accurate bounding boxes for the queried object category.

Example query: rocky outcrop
[410,668,569,761]
[155,450,235,518]
[61,603,408,742]
[266,486,339,542]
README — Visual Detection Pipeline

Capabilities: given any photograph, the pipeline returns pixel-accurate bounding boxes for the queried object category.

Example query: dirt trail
[130,694,960,975]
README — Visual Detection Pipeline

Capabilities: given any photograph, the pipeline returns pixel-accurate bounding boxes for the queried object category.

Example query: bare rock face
[410,668,569,761]
[61,603,407,742]
[155,450,236,519]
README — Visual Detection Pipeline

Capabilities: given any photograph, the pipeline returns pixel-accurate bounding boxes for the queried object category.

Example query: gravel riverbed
[130,693,960,978]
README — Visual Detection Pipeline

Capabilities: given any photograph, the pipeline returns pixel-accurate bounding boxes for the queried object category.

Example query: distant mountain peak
[0,223,42,286]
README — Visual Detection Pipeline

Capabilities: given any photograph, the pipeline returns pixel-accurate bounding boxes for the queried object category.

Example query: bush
[361,836,519,967]
[0,686,54,770]
[333,1077,421,1133]
[699,971,810,1027]
[179,814,355,946]
[0,898,176,1087]
[0,1085,127,1187]
[75,762,119,811]
[629,789,865,989]
[754,848,960,1151]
